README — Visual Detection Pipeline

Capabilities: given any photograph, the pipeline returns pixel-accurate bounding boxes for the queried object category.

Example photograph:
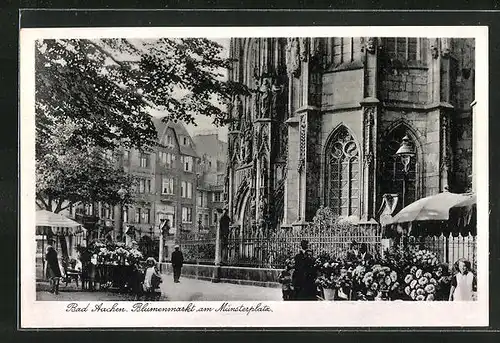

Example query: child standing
[278,260,294,301]
[449,259,477,301]
[143,257,162,301]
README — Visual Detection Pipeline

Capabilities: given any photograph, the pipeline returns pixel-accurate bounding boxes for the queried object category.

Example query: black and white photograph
[20,26,489,328]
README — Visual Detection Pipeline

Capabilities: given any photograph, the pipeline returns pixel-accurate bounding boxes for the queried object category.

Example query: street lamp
[117,185,127,242]
[395,135,415,208]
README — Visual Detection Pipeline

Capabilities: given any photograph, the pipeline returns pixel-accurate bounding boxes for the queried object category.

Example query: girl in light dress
[143,257,162,300]
[449,258,477,301]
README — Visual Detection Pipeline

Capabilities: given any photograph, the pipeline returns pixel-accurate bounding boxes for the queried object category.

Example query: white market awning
[35,210,85,236]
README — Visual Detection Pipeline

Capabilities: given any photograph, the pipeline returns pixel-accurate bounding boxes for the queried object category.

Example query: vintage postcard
[19,25,489,328]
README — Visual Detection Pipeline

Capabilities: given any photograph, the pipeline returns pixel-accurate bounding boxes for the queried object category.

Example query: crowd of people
[42,241,185,301]
[278,240,477,301]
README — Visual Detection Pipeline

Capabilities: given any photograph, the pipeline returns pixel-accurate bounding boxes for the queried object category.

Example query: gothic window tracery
[325,126,360,217]
[382,37,427,64]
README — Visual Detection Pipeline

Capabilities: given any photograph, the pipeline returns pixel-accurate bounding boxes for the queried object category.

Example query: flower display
[308,245,453,301]
[88,240,144,265]
[400,250,451,301]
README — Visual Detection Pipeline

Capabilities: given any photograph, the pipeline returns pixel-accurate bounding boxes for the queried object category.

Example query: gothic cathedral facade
[225,37,475,234]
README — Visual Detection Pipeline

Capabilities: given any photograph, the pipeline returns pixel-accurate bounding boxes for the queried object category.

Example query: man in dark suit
[292,240,317,301]
[171,245,184,283]
[359,243,374,266]
[219,209,231,263]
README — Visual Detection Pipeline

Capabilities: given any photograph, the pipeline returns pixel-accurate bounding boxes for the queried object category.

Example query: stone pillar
[294,106,322,222]
[439,38,454,192]
[360,98,380,220]
[284,116,300,225]
[227,130,240,219]
[254,118,273,225]
[427,38,456,194]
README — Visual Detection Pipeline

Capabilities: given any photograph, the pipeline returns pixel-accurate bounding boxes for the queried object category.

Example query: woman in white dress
[449,259,477,301]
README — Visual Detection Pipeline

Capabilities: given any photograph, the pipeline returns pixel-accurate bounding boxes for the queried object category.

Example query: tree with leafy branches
[36,38,248,213]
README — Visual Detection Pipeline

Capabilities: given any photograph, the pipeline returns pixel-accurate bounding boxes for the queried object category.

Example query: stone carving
[441,38,451,58]
[285,38,300,76]
[363,106,375,162]
[299,37,309,61]
[231,135,240,163]
[259,78,272,118]
[232,96,243,131]
[364,152,373,167]
[366,37,378,54]
[440,113,451,174]
[249,190,256,220]
[257,123,270,155]
[298,114,307,172]
[271,78,285,120]
[260,155,268,190]
[258,192,268,219]
[244,126,253,164]
[430,38,439,59]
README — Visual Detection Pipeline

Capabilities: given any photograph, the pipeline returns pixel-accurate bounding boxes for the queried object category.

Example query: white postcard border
[20,25,489,328]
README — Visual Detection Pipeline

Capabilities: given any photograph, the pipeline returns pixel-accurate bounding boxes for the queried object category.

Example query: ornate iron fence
[405,233,477,271]
[225,224,383,269]
[179,232,216,265]
[175,227,476,272]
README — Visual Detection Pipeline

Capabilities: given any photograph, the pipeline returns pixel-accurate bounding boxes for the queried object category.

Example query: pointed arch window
[325,127,360,217]
[381,125,418,210]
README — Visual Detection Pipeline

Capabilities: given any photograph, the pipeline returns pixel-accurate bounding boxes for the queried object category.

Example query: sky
[146,38,231,142]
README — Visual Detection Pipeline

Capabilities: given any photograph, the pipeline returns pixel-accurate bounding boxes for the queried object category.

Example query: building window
[159,151,166,165]
[213,192,221,202]
[183,137,188,145]
[182,207,193,223]
[168,153,175,168]
[213,211,218,225]
[182,156,193,172]
[140,154,149,168]
[141,208,151,224]
[162,177,174,195]
[135,208,141,224]
[181,181,186,198]
[187,182,192,199]
[138,179,145,193]
[383,37,422,62]
[123,150,130,160]
[381,125,418,210]
[123,207,128,223]
[197,191,203,207]
[204,214,209,226]
[146,179,151,193]
[167,135,173,148]
[332,37,359,65]
[325,126,360,217]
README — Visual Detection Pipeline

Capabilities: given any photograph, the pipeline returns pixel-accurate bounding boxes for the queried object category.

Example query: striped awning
[35,210,84,236]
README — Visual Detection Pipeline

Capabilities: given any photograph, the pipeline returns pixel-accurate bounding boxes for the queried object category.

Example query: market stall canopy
[449,193,476,236]
[36,210,85,236]
[391,192,471,224]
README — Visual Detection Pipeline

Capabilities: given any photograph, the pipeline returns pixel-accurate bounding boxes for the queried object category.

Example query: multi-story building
[119,117,199,245]
[226,37,475,235]
[193,132,228,234]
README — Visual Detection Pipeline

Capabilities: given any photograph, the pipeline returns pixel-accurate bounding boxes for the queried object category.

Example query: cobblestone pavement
[159,273,281,301]
[36,274,282,301]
